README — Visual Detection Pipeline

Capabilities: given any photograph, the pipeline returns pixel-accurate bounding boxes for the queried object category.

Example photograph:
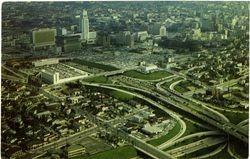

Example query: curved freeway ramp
[238,119,248,127]
[190,143,227,159]
[158,131,222,150]
[166,137,226,158]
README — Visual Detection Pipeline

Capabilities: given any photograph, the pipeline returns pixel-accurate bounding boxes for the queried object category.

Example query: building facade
[56,34,81,53]
[159,26,167,37]
[31,28,57,50]
[41,70,60,84]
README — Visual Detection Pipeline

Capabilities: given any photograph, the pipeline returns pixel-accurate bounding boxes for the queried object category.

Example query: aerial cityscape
[1,1,249,159]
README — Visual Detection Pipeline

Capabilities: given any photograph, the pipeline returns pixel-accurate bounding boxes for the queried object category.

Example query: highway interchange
[2,61,248,159]
[86,66,248,158]
[105,76,248,143]
[54,66,248,158]
[74,63,248,158]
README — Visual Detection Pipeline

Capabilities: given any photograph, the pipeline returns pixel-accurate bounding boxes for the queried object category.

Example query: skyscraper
[79,9,89,41]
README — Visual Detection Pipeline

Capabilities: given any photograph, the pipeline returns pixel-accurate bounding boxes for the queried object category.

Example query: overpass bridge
[90,66,139,77]
[2,65,27,80]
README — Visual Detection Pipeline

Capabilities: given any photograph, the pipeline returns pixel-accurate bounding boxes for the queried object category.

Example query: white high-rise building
[79,9,89,41]
[159,26,167,36]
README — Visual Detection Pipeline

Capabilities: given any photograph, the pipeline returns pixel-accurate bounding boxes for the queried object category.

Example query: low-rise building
[140,64,158,73]
[136,31,148,42]
[32,58,59,67]
[142,124,163,135]
[41,70,60,84]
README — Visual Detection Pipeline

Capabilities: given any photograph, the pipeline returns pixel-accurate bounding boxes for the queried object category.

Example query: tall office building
[149,23,161,35]
[79,9,89,41]
[56,34,81,53]
[97,31,111,47]
[159,26,167,36]
[125,33,134,48]
[31,28,56,50]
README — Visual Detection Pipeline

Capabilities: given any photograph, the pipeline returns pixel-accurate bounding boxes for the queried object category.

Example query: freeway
[237,118,248,132]
[2,142,21,149]
[44,81,179,159]
[184,117,213,130]
[168,66,248,92]
[216,75,248,89]
[237,119,248,127]
[242,124,248,130]
[228,141,241,159]
[81,82,185,159]
[99,83,248,143]
[158,131,222,150]
[189,95,248,114]
[157,80,220,122]
[2,65,26,79]
[190,143,227,159]
[169,79,229,122]
[121,73,176,82]
[80,82,184,124]
[160,120,186,151]
[80,99,174,159]
[2,74,26,83]
[168,65,248,113]
[33,66,248,158]
[166,69,206,88]
[101,78,189,147]
[155,79,248,142]
[92,66,139,77]
[82,82,186,138]
[176,80,248,114]
[166,137,226,158]
[103,79,188,148]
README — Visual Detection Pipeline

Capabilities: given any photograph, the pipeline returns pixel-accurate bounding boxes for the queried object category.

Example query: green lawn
[110,90,134,101]
[123,70,172,80]
[174,80,202,94]
[72,59,119,71]
[181,80,202,89]
[174,84,190,94]
[147,121,181,146]
[72,146,137,159]
[84,76,112,84]
[182,119,207,137]
[162,77,183,89]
